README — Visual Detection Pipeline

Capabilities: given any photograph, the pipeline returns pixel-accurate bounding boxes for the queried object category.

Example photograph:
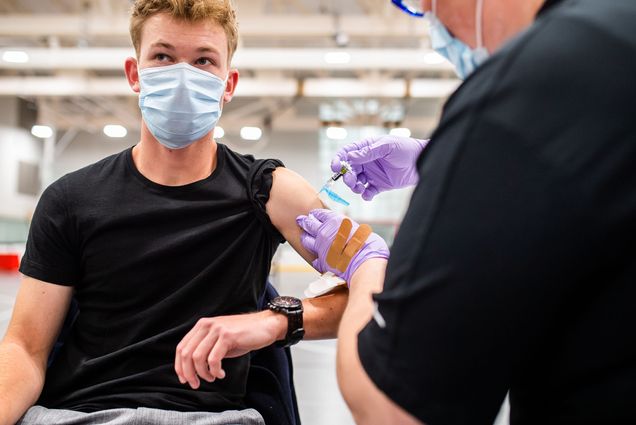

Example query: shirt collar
[537,0,563,16]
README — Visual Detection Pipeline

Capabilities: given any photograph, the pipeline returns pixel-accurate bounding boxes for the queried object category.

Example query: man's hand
[296,209,389,285]
[174,310,286,389]
[331,135,429,200]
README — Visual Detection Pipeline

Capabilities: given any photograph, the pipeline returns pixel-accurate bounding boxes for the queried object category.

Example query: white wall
[54,130,322,189]
[51,130,137,181]
[0,126,43,219]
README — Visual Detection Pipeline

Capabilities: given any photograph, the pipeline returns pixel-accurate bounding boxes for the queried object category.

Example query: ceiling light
[324,52,351,65]
[31,125,53,139]
[326,126,348,140]
[389,127,412,138]
[2,50,29,64]
[103,124,127,138]
[418,52,446,65]
[240,126,262,141]
[213,126,225,139]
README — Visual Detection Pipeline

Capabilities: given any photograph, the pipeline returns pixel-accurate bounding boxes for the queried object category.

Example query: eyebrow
[149,41,220,55]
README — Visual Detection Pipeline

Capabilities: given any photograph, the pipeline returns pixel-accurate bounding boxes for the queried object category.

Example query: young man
[0,1,387,424]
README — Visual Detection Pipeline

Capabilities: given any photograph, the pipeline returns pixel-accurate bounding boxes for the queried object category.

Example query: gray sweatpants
[17,405,265,425]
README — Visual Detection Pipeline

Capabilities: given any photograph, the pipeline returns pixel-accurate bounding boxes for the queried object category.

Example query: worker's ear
[222,68,239,106]
[124,57,141,94]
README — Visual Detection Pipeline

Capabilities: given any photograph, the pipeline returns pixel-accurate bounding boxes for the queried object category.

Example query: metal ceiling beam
[0,75,459,98]
[0,13,426,39]
[0,47,452,72]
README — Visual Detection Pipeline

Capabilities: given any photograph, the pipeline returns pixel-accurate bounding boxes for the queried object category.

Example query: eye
[154,53,172,62]
[195,57,214,66]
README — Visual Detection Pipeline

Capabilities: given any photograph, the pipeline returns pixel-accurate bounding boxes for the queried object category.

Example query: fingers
[297,214,323,236]
[342,169,367,194]
[312,257,324,272]
[342,170,357,189]
[300,232,317,254]
[331,138,378,172]
[207,337,228,380]
[347,140,392,165]
[362,185,379,201]
[308,208,337,223]
[175,325,200,385]
[331,154,345,173]
[175,326,208,389]
[192,332,221,383]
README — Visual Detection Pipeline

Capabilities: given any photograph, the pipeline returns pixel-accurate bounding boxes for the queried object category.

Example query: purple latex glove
[296,209,389,285]
[331,135,429,201]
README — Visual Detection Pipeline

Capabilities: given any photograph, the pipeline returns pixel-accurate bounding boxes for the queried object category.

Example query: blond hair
[130,0,239,63]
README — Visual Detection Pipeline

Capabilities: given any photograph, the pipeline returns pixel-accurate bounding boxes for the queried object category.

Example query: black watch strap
[268,296,305,348]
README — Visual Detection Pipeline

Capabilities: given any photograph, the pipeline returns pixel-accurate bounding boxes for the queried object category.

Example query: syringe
[318,164,351,206]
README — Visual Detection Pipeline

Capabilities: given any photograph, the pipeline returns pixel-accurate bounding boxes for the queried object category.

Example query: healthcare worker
[297,0,636,424]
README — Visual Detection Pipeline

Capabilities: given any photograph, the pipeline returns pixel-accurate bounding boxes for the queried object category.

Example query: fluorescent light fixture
[103,124,127,138]
[213,126,225,139]
[418,52,446,65]
[390,127,412,138]
[2,50,29,63]
[240,126,262,141]
[324,51,351,65]
[326,126,348,140]
[31,125,53,139]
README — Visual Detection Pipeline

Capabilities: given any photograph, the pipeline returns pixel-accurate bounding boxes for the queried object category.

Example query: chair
[48,282,301,425]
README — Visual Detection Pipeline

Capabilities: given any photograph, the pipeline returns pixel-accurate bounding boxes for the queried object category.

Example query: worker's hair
[129,0,239,63]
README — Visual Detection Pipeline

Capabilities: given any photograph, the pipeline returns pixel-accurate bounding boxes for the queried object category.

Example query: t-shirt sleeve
[19,178,80,286]
[357,119,600,424]
[247,158,286,244]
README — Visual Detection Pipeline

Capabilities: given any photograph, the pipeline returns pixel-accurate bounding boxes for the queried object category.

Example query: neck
[484,0,547,52]
[132,123,218,186]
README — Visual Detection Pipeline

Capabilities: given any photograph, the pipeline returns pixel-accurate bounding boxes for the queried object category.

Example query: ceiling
[0,0,455,136]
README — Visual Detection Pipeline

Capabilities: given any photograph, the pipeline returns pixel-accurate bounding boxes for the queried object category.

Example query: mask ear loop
[432,0,437,15]
[475,0,485,50]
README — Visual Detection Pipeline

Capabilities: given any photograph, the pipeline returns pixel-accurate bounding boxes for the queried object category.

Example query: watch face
[273,296,302,309]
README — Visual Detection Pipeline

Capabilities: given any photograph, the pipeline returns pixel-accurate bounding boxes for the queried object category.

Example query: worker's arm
[0,276,73,425]
[336,259,423,425]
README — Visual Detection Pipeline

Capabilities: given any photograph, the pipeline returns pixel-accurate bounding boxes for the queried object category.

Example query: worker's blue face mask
[138,62,227,150]
[426,0,489,80]
[391,0,489,80]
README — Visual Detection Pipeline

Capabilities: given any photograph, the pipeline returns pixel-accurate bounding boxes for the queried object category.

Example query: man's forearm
[0,341,45,425]
[302,286,348,340]
[336,258,422,425]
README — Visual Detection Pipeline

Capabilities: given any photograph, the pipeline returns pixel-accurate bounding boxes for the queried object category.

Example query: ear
[222,68,239,105]
[124,57,141,93]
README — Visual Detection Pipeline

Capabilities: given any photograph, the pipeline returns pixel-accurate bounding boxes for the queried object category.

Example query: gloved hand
[296,209,389,285]
[331,135,429,201]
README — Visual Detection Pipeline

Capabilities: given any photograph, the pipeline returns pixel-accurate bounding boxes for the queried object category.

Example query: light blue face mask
[138,62,227,150]
[426,0,490,79]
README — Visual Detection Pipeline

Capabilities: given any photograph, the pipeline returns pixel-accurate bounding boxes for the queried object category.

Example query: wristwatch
[267,296,305,348]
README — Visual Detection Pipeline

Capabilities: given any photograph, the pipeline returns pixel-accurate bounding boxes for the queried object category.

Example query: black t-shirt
[358,1,636,424]
[20,144,285,412]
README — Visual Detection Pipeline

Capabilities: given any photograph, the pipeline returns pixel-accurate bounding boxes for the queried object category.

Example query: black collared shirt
[359,0,636,424]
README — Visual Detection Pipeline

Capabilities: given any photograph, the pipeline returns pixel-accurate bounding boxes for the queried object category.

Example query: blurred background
[0,0,509,424]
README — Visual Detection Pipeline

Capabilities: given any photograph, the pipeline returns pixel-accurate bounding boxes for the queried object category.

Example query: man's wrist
[261,309,288,342]
[349,258,387,295]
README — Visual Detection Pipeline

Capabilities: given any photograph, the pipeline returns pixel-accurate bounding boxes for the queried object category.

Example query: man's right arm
[0,276,73,425]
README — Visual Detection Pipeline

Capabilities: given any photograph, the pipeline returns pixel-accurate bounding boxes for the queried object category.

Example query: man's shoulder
[501,0,636,85]
[220,143,284,177]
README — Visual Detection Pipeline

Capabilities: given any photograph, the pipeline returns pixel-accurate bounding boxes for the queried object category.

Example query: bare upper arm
[3,276,73,368]
[266,167,324,264]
